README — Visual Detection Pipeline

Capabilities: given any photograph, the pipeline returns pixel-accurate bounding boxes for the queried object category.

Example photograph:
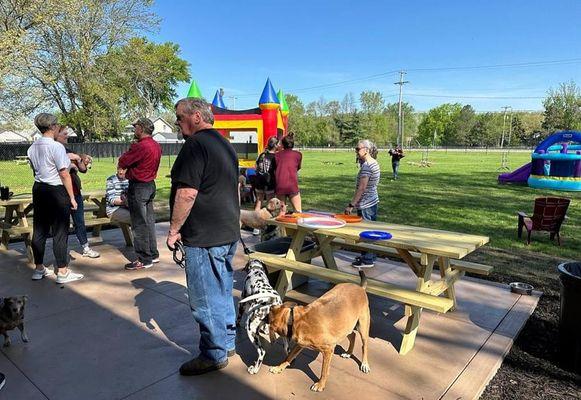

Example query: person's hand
[344,205,354,215]
[120,193,127,205]
[70,197,78,210]
[166,230,181,250]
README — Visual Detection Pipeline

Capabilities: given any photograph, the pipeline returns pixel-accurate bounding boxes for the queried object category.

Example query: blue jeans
[184,242,237,363]
[392,161,400,179]
[358,204,378,263]
[71,193,88,246]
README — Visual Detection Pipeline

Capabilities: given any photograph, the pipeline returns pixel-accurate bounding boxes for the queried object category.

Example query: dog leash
[168,240,186,269]
[239,235,253,255]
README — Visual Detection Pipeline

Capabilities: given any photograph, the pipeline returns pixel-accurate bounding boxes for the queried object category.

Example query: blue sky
[150,1,581,112]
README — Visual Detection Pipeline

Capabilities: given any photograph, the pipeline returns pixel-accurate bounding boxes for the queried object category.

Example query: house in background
[0,130,31,143]
[122,117,183,143]
[152,131,183,143]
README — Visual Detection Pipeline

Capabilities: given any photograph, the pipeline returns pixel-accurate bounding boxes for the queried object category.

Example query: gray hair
[357,139,378,159]
[175,97,214,124]
[34,113,58,133]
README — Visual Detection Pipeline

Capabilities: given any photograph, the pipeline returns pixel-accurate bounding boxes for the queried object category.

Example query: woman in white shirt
[27,113,84,284]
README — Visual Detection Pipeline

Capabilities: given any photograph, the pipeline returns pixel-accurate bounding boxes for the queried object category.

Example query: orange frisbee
[334,214,363,223]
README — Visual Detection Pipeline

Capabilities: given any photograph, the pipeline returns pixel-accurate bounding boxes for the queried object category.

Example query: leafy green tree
[542,81,581,131]
[384,102,417,146]
[469,113,496,146]
[448,105,476,146]
[0,0,191,140]
[334,112,362,146]
[417,103,462,146]
[360,91,385,114]
[509,114,527,146]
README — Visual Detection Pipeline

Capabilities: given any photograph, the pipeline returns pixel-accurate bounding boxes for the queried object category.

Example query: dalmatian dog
[237,259,286,374]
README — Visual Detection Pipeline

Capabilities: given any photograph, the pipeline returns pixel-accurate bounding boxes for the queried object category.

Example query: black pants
[127,181,159,264]
[31,182,71,267]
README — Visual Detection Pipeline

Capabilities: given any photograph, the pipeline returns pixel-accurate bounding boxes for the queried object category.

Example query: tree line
[287,81,581,148]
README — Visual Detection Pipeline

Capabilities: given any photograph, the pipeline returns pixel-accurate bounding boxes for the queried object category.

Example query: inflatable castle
[185,78,289,167]
[498,130,581,191]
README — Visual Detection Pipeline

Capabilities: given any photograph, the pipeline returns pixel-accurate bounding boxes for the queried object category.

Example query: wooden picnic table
[249,217,490,355]
[0,190,132,261]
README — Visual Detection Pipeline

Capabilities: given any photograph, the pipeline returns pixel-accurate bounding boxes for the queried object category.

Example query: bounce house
[185,78,289,167]
[498,131,581,191]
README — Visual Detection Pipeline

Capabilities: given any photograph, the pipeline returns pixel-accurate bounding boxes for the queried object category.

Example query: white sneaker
[82,247,100,258]
[152,258,160,263]
[32,267,54,281]
[56,270,84,284]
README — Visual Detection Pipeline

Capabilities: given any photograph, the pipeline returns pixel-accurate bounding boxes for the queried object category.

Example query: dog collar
[287,306,295,339]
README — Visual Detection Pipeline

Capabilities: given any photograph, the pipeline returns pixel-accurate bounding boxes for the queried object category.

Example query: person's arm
[167,186,198,248]
[118,142,143,169]
[58,168,78,210]
[345,175,369,214]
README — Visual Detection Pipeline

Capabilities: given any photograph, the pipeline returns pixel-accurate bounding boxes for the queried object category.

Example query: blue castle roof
[259,78,279,105]
[212,90,226,108]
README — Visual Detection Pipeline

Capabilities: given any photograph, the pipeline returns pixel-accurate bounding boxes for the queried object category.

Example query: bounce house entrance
[227,129,259,163]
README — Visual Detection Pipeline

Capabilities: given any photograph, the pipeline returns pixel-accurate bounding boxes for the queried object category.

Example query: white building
[0,130,30,143]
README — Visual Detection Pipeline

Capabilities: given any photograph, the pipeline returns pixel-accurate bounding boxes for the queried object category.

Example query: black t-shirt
[170,129,240,247]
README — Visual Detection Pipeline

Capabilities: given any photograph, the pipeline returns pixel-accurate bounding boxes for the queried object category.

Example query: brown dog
[240,197,286,230]
[0,296,29,347]
[268,279,370,392]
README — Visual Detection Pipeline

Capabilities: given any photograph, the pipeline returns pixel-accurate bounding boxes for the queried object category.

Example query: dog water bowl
[510,282,534,295]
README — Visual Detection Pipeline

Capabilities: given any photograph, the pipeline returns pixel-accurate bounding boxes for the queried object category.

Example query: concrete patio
[0,223,539,400]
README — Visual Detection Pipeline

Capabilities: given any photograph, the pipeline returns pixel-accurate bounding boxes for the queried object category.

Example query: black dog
[237,260,285,374]
[0,296,29,347]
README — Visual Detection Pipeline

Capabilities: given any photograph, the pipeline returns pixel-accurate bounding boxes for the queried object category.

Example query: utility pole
[507,107,514,146]
[394,70,409,147]
[228,96,238,109]
[500,106,511,148]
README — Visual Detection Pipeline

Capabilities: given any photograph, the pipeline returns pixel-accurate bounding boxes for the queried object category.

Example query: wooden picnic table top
[0,190,106,207]
[271,218,489,260]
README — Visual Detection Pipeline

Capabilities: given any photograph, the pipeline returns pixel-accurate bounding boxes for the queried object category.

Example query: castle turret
[187,80,203,98]
[259,78,280,149]
[212,90,226,108]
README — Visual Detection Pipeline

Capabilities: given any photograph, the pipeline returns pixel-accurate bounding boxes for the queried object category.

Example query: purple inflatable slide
[498,163,531,184]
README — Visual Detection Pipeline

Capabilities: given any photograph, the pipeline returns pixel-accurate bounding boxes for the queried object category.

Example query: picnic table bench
[14,156,30,164]
[248,217,490,355]
[0,190,132,262]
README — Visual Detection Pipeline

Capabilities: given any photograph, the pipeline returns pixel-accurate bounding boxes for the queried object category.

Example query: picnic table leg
[314,234,338,270]
[274,229,307,296]
[1,205,17,251]
[119,223,133,247]
[400,253,437,355]
[438,256,458,311]
[90,198,108,238]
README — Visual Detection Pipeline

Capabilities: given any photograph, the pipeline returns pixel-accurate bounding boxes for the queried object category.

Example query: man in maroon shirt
[118,117,162,270]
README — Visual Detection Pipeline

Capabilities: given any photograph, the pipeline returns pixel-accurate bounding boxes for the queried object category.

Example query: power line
[406,93,545,99]
[229,57,580,99]
[406,57,581,72]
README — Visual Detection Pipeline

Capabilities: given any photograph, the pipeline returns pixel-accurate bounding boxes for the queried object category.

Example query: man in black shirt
[167,97,240,376]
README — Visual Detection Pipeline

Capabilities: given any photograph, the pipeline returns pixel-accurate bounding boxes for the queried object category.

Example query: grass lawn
[2,149,580,396]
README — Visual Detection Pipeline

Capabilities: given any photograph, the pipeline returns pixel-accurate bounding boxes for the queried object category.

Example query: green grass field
[1,150,579,265]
